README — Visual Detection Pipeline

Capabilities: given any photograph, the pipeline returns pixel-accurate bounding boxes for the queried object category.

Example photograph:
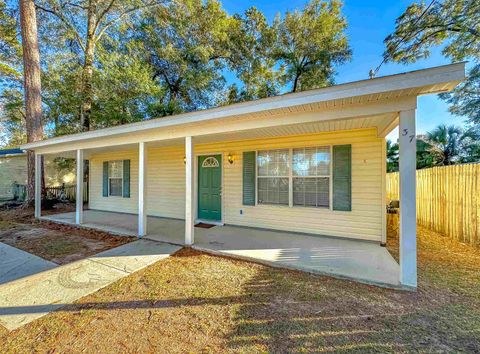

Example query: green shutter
[333,145,352,211]
[123,159,130,198]
[243,151,256,206]
[102,162,108,197]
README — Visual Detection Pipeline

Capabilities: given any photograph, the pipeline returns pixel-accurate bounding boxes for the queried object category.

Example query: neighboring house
[22,63,465,289]
[0,148,75,200]
[0,149,27,200]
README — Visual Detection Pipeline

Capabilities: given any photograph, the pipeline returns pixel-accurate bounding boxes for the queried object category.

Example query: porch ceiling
[192,112,397,145]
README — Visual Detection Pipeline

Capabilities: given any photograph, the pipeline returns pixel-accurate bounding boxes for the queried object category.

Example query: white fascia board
[32,97,417,155]
[21,62,465,151]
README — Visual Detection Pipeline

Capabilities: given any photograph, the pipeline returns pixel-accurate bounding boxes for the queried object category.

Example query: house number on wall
[402,128,415,143]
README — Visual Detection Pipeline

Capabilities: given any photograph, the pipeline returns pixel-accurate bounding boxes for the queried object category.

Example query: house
[21,63,465,289]
[0,149,27,200]
[0,148,76,201]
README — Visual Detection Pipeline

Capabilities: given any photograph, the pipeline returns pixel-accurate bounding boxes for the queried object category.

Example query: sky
[0,0,468,147]
[221,0,468,141]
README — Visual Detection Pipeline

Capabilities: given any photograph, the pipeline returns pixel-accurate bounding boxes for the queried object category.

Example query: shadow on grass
[224,265,397,352]
[222,254,480,353]
[1,246,479,352]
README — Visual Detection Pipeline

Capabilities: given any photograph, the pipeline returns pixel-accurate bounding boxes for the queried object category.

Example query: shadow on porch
[41,210,400,288]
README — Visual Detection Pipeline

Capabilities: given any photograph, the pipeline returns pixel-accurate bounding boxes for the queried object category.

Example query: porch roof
[22,62,465,154]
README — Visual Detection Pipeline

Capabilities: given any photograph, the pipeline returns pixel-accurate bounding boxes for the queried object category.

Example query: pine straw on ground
[1,226,479,353]
[0,207,134,264]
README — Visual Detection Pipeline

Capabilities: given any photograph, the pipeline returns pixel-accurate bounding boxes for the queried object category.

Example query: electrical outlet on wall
[240,209,243,215]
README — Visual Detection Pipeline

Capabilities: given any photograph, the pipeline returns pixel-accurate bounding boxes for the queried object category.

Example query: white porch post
[138,142,147,237]
[399,109,417,288]
[185,136,194,245]
[75,149,84,224]
[34,152,42,218]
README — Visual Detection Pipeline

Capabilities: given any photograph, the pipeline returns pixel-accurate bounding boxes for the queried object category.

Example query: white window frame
[108,160,123,197]
[256,149,290,206]
[256,146,333,209]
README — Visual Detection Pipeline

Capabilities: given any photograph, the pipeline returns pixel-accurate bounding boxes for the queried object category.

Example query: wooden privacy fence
[45,182,89,203]
[387,164,480,247]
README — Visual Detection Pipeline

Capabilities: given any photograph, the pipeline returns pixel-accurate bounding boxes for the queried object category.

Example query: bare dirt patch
[1,225,479,353]
[0,207,134,264]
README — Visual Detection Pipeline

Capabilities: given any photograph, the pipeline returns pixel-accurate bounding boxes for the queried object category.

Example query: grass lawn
[1,226,479,353]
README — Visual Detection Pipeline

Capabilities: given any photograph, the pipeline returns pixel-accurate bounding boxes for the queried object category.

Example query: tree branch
[63,2,89,11]
[94,1,165,44]
[35,3,86,52]
[95,0,117,32]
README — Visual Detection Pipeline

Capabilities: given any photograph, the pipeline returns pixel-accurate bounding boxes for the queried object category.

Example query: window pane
[258,177,288,205]
[293,147,330,177]
[317,177,329,207]
[108,160,123,178]
[315,147,330,176]
[293,177,330,208]
[293,148,308,177]
[257,151,269,176]
[274,150,289,176]
[293,178,304,205]
[257,149,289,177]
[109,178,122,196]
[304,178,317,206]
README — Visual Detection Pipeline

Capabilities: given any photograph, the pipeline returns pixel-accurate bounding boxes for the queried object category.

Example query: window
[256,147,331,208]
[257,149,289,205]
[202,156,219,168]
[108,160,123,197]
[293,147,330,208]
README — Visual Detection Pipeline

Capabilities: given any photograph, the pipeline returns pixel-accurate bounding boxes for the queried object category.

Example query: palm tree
[424,125,463,165]
[416,138,436,169]
[419,124,480,167]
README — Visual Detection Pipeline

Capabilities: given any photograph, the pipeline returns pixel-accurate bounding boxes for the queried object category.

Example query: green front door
[198,155,222,221]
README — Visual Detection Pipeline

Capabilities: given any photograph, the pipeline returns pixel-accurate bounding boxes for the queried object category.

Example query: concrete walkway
[0,243,58,285]
[190,226,400,288]
[0,239,180,331]
[42,211,401,289]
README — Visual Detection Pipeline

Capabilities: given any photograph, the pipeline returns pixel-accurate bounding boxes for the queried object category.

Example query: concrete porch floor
[41,210,401,288]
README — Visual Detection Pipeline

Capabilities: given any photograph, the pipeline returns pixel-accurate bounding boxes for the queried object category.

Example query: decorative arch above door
[202,156,220,168]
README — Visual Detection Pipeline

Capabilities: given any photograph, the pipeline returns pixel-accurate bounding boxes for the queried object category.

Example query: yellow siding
[0,155,76,199]
[89,150,138,213]
[146,146,185,218]
[0,156,27,199]
[88,128,384,241]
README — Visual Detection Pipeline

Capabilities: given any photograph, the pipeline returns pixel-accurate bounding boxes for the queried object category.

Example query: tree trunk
[292,72,301,92]
[80,0,97,132]
[19,0,44,204]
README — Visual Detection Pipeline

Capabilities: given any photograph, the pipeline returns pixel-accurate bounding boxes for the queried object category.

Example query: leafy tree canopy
[1,0,352,147]
[421,124,480,165]
[129,0,234,115]
[388,124,480,172]
[274,0,351,92]
[0,0,21,80]
[384,0,480,124]
[227,7,280,102]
